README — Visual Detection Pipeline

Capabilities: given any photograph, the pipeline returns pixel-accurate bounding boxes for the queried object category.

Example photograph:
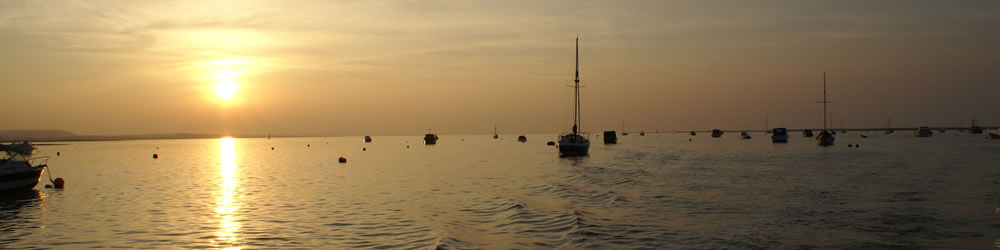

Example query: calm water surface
[2,133,999,248]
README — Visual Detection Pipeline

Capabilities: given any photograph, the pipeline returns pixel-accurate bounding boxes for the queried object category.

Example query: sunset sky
[1,0,998,136]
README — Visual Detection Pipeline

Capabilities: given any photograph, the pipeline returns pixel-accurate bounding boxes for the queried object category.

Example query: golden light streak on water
[214,137,241,249]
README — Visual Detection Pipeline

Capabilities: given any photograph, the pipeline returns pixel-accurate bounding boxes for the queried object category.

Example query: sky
[1,0,998,136]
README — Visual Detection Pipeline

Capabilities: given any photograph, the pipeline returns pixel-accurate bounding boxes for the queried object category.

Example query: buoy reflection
[214,137,241,248]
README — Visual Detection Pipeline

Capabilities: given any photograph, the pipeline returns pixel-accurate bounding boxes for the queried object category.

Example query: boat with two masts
[558,37,590,157]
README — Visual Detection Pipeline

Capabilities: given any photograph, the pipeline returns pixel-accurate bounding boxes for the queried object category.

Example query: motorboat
[739,132,751,139]
[517,135,527,143]
[914,126,933,137]
[802,129,814,137]
[711,129,723,138]
[603,131,617,144]
[363,136,373,143]
[639,131,645,136]
[771,128,789,143]
[423,129,439,145]
[816,72,835,146]
[690,131,696,136]
[558,37,590,157]
[1,141,48,191]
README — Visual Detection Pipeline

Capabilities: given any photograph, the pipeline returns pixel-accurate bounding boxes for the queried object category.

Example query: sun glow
[199,59,253,105]
[214,79,240,100]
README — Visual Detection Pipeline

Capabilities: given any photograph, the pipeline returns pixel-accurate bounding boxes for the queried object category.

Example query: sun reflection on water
[214,137,241,249]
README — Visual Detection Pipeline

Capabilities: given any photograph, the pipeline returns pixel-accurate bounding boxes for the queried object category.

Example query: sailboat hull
[816,131,835,146]
[558,142,590,157]
[558,135,590,157]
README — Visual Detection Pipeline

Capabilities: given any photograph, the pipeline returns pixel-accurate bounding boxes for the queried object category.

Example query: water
[2,133,999,248]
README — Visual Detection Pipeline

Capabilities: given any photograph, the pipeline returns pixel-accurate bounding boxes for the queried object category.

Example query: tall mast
[823,72,828,131]
[574,36,581,135]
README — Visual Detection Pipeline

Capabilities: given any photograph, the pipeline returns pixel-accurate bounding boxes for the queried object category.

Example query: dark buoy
[546,141,555,146]
[307,144,310,147]
[56,152,60,156]
[271,147,275,150]
[53,178,65,188]
[338,157,347,163]
[406,145,410,148]
[848,144,854,148]
[45,184,53,188]
[363,147,366,151]
[855,144,860,148]
[153,153,159,159]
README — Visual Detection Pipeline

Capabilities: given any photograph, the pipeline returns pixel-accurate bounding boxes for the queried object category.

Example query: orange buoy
[338,157,347,163]
[53,178,65,188]
[153,153,159,159]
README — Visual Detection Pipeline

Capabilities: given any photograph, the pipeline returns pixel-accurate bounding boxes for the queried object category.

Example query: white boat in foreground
[1,141,48,191]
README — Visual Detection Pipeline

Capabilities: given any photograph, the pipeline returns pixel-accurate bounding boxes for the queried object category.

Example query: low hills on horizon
[0,130,231,142]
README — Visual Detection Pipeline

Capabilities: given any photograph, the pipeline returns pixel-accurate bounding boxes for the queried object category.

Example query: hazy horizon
[2,1,998,136]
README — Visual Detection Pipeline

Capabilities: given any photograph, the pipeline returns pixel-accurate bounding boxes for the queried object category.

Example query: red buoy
[153,153,159,159]
[53,178,65,188]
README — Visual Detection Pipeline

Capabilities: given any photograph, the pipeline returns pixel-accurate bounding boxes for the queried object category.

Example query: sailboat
[885,117,894,134]
[558,37,590,157]
[621,121,628,136]
[816,72,835,146]
[765,116,771,134]
[493,123,499,139]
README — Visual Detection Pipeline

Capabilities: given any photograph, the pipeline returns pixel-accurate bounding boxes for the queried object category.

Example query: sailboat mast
[574,36,581,135]
[823,72,827,131]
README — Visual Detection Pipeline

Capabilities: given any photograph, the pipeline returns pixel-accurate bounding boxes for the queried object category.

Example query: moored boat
[1,141,48,191]
[711,129,723,138]
[817,72,835,146]
[557,37,590,157]
[603,131,618,144]
[771,128,788,143]
[363,136,373,143]
[739,132,751,139]
[424,129,439,145]
[802,129,814,137]
[517,135,527,143]
[969,120,983,134]
[914,126,933,137]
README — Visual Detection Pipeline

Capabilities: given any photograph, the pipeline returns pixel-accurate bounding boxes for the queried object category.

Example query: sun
[214,79,239,100]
